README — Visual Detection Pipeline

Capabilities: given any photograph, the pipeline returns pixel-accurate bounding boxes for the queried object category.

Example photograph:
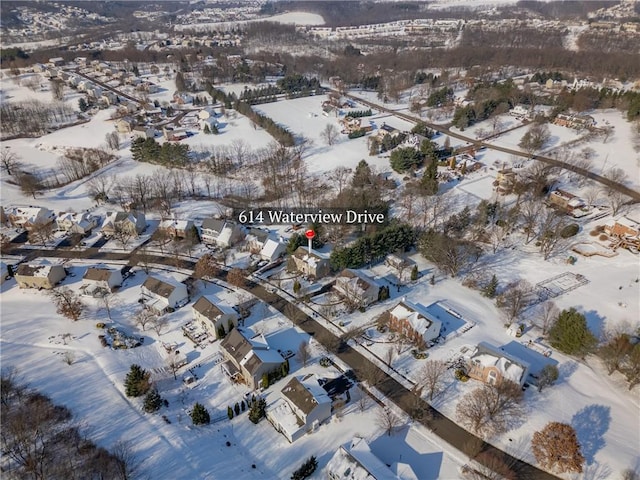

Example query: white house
[326,436,418,480]
[140,275,189,311]
[15,264,66,290]
[200,218,244,247]
[333,269,380,308]
[510,104,532,118]
[7,206,55,230]
[56,211,98,234]
[81,266,122,296]
[101,211,146,237]
[192,295,239,339]
[267,374,332,443]
[260,238,286,262]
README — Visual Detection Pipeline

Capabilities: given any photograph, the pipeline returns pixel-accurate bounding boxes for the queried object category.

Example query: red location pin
[305,229,315,239]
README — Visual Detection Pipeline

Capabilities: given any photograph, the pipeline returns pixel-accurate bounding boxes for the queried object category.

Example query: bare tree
[51,287,84,321]
[18,171,43,199]
[601,167,630,216]
[0,148,21,176]
[150,316,168,337]
[418,360,448,401]
[376,407,402,436]
[535,301,559,336]
[518,123,551,157]
[536,209,568,260]
[50,79,64,101]
[110,439,141,480]
[497,279,533,324]
[134,308,156,331]
[520,198,543,244]
[463,451,517,480]
[320,123,339,146]
[356,387,370,412]
[297,341,311,367]
[384,346,396,368]
[62,351,75,365]
[105,131,120,151]
[194,253,221,279]
[28,221,55,246]
[112,224,134,250]
[167,354,182,380]
[100,293,119,320]
[532,422,584,474]
[456,381,524,438]
[226,268,246,288]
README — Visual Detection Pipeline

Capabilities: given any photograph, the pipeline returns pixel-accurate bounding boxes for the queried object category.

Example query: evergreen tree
[421,159,439,195]
[291,456,318,480]
[217,324,226,339]
[227,405,234,420]
[548,308,597,357]
[124,364,151,397]
[211,124,219,134]
[293,280,301,295]
[390,147,423,173]
[410,265,418,281]
[234,402,240,416]
[261,373,269,389]
[483,275,499,298]
[287,233,304,255]
[203,124,211,134]
[227,319,235,333]
[143,388,163,413]
[249,397,267,424]
[241,400,246,412]
[78,97,89,112]
[191,403,210,425]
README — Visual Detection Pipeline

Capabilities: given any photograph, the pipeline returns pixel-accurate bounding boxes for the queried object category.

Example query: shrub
[96,322,106,329]
[319,357,331,368]
[599,234,609,241]
[560,223,579,238]
[348,129,366,139]
[249,397,266,424]
[455,368,469,381]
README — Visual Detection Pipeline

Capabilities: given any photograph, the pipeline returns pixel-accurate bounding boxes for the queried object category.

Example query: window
[488,370,497,385]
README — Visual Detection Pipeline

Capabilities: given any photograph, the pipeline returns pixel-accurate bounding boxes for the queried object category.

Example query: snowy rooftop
[470,342,530,385]
[389,300,441,336]
[326,436,406,480]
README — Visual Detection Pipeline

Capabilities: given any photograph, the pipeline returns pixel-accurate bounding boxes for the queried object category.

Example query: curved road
[9,243,559,480]
[338,89,640,203]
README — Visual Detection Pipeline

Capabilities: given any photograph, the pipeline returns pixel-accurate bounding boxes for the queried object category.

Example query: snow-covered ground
[0,264,463,478]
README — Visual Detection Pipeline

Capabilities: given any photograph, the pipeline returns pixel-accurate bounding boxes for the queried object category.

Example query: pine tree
[143,388,163,413]
[234,402,240,416]
[78,97,88,112]
[227,319,235,333]
[241,400,246,412]
[483,274,499,298]
[217,324,226,339]
[249,397,266,424]
[410,265,418,281]
[211,124,219,134]
[261,373,269,389]
[227,405,234,420]
[293,280,301,295]
[532,422,584,473]
[203,124,211,134]
[191,403,210,425]
[549,308,597,356]
[124,364,151,397]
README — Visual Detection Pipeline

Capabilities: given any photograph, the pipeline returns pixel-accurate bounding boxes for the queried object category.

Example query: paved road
[339,89,640,203]
[5,244,559,479]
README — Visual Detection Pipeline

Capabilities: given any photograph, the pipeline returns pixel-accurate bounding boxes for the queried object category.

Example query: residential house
[466,342,530,387]
[290,246,330,279]
[387,299,442,349]
[198,107,218,131]
[158,219,196,239]
[326,436,419,480]
[131,126,156,140]
[260,238,286,262]
[510,104,532,119]
[15,264,66,290]
[219,327,285,390]
[81,266,122,296]
[333,269,380,308]
[56,211,98,235]
[339,116,362,134]
[192,295,239,339]
[547,190,587,216]
[375,122,400,140]
[245,227,269,254]
[162,127,188,142]
[554,113,595,130]
[200,218,244,248]
[267,374,332,443]
[115,118,133,134]
[7,206,55,230]
[173,92,193,105]
[140,275,189,311]
[101,211,146,237]
[604,216,640,239]
[495,168,517,195]
[384,253,416,279]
